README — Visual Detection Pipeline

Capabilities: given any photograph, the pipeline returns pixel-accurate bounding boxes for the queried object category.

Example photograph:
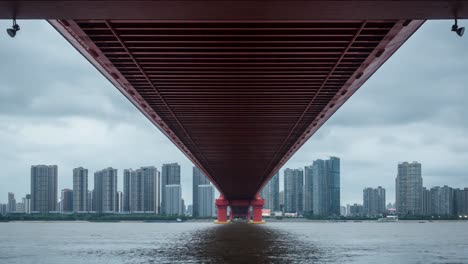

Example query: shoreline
[1,218,467,223]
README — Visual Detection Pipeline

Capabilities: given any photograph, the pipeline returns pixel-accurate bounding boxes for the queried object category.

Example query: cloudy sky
[0,20,467,205]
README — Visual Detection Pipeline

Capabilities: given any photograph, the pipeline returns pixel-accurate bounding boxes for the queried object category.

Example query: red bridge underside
[2,1,466,202]
[51,19,423,201]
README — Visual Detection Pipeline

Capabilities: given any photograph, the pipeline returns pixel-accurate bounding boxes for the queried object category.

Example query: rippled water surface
[1,221,467,263]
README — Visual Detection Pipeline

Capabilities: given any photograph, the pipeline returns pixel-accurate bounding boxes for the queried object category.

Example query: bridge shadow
[167,222,323,263]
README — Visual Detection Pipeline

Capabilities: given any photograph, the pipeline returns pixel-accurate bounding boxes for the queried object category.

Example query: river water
[0,221,467,264]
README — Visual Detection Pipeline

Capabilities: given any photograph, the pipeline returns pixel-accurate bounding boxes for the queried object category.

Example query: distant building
[328,157,341,216]
[198,184,215,217]
[312,157,341,216]
[15,203,24,213]
[430,186,455,216]
[260,172,280,212]
[7,192,16,213]
[23,195,31,214]
[164,184,182,215]
[279,190,284,212]
[94,168,118,213]
[395,162,423,216]
[181,198,186,216]
[439,185,455,216]
[304,165,314,214]
[161,163,181,214]
[117,191,123,213]
[0,204,6,215]
[346,204,352,216]
[454,188,468,216]
[422,187,432,215]
[192,167,210,217]
[419,186,468,217]
[284,168,304,214]
[125,167,160,213]
[61,189,73,212]
[87,190,94,211]
[123,169,133,212]
[187,204,193,216]
[340,206,347,216]
[73,167,88,212]
[31,165,58,213]
[138,166,160,213]
[430,186,440,215]
[363,186,386,217]
[349,203,364,217]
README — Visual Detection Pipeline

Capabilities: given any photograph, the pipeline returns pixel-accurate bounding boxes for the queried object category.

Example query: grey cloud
[330,20,468,129]
[0,20,138,123]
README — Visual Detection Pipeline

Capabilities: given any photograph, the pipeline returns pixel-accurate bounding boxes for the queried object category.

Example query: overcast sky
[0,20,467,205]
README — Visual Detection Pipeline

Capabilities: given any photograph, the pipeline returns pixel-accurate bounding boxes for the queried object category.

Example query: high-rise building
[187,204,193,216]
[31,165,58,213]
[94,168,118,213]
[198,184,215,217]
[73,167,88,212]
[312,157,341,216]
[0,204,6,215]
[161,163,181,214]
[454,188,468,216]
[87,190,94,211]
[164,184,182,215]
[260,172,280,212]
[61,189,73,212]
[349,203,364,217]
[192,167,210,217]
[363,186,386,217]
[7,192,16,213]
[117,191,123,213]
[304,165,314,213]
[395,162,422,216]
[439,185,454,216]
[422,187,432,215]
[124,167,160,213]
[23,195,31,214]
[430,185,454,216]
[284,168,304,213]
[328,157,341,216]
[312,159,329,215]
[123,169,133,212]
[135,167,160,212]
[279,190,285,212]
[181,198,186,216]
[430,186,440,216]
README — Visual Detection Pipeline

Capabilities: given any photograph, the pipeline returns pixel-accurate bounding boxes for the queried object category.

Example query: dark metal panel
[1,1,468,19]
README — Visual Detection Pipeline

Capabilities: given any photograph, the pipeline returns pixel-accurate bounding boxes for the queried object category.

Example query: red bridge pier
[215,194,265,224]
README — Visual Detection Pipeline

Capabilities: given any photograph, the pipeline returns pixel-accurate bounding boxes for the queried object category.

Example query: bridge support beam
[214,194,265,224]
[250,194,265,224]
[215,194,229,224]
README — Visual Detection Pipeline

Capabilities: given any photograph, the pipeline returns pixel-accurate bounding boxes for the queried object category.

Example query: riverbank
[1,214,467,223]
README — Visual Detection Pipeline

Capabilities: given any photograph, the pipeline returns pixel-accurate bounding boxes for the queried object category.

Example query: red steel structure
[1,0,467,223]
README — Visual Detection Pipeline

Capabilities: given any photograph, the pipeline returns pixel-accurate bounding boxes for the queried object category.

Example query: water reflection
[163,222,322,264]
[3,222,468,264]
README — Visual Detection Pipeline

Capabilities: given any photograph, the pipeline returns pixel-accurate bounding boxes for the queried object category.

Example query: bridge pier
[215,194,265,224]
[215,194,229,224]
[250,194,265,224]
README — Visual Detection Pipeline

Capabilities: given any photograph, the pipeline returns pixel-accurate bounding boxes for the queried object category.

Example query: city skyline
[2,160,468,207]
[3,160,468,218]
